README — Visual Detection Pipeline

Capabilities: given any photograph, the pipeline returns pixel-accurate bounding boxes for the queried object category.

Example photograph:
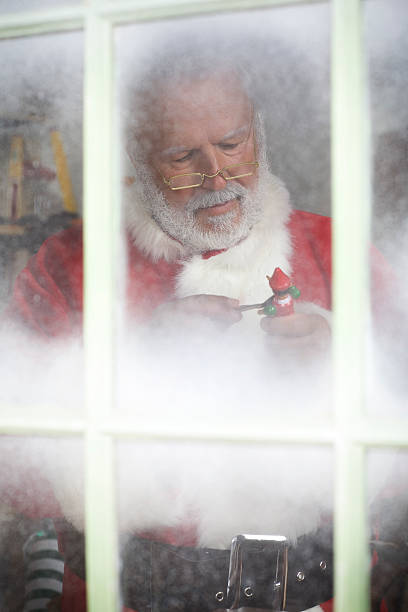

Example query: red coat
[5,210,393,611]
[8,210,392,338]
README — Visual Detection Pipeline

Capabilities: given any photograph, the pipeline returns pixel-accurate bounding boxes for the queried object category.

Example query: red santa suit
[5,175,393,612]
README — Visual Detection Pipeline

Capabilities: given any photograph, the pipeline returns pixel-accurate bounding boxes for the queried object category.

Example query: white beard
[147,174,264,254]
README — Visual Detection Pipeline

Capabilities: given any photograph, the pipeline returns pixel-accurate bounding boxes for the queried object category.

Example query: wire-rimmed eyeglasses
[159,161,259,191]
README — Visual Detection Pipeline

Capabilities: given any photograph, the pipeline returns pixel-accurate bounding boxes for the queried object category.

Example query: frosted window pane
[0,436,84,609]
[0,0,81,13]
[365,0,408,411]
[117,440,334,611]
[0,31,83,414]
[115,5,332,425]
[367,448,408,609]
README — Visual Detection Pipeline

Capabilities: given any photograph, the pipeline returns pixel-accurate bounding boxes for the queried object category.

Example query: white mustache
[185,184,248,211]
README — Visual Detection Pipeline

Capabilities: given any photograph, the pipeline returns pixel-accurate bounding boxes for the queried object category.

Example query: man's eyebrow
[220,124,251,141]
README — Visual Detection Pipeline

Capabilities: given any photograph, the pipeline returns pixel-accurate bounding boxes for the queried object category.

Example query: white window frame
[1,1,406,610]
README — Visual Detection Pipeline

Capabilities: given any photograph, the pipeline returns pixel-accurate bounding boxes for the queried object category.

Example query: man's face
[137,75,261,252]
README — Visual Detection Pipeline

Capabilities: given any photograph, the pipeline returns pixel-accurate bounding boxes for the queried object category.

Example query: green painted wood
[332,0,370,610]
[0,0,323,38]
[102,0,325,24]
[0,6,85,39]
[83,6,119,612]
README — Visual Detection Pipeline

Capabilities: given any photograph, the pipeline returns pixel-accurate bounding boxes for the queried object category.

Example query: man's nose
[200,147,226,190]
[202,170,226,190]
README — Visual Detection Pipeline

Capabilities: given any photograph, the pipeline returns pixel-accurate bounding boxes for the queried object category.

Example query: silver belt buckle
[226,534,288,610]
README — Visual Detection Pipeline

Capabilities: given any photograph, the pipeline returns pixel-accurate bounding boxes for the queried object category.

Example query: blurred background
[0,29,83,305]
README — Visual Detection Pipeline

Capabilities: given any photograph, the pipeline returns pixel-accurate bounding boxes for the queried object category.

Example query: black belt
[121,527,333,611]
[56,517,408,611]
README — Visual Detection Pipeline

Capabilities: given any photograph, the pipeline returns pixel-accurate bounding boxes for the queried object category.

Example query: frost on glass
[0,0,81,13]
[0,436,84,609]
[364,0,408,413]
[367,448,408,609]
[117,6,330,218]
[0,31,83,417]
[117,440,334,611]
[115,5,332,427]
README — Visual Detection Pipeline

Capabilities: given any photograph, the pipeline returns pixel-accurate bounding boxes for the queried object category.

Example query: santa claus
[4,47,397,612]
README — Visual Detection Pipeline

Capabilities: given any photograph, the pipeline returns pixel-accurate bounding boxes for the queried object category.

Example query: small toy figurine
[262,267,300,316]
[239,267,300,316]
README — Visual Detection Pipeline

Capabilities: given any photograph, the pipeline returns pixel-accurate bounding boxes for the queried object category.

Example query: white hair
[123,34,258,160]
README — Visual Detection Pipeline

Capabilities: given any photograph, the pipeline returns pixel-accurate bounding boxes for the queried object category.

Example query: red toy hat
[267,267,292,292]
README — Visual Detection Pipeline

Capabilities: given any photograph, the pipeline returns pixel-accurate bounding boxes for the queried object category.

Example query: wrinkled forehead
[145,73,252,153]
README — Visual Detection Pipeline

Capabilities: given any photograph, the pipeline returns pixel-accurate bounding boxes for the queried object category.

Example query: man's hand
[260,312,331,363]
[152,295,242,329]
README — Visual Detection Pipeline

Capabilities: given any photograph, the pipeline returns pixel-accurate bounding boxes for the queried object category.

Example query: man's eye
[174,151,193,163]
[219,142,240,150]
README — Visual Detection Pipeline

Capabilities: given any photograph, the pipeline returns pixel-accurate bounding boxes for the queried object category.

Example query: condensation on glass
[116,4,331,216]
[364,0,408,414]
[0,31,83,417]
[0,0,82,14]
[366,447,408,609]
[116,439,334,611]
[0,435,84,609]
[114,4,332,428]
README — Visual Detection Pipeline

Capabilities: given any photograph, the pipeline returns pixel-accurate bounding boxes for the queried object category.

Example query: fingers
[177,295,242,323]
[260,313,325,336]
[153,294,242,327]
[182,295,241,319]
[260,313,331,354]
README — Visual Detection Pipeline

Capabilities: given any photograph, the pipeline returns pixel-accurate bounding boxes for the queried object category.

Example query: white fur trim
[125,185,187,262]
[113,440,333,547]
